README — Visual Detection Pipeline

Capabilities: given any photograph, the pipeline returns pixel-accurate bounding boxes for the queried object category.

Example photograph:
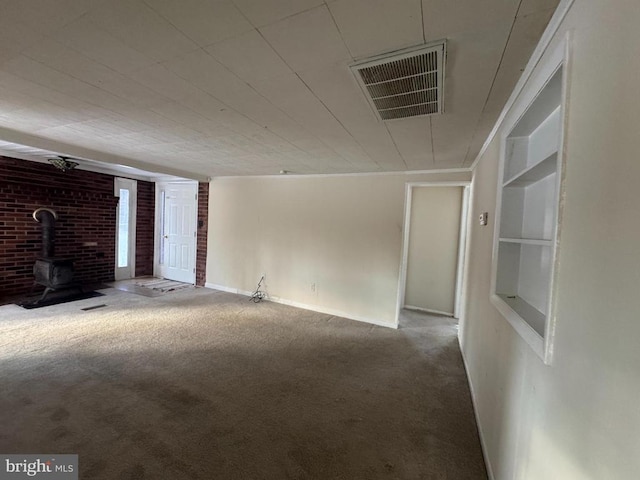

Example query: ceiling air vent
[350,41,446,121]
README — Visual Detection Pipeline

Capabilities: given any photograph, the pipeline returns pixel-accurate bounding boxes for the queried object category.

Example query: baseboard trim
[205,282,252,296]
[459,338,495,480]
[204,283,398,329]
[404,304,454,317]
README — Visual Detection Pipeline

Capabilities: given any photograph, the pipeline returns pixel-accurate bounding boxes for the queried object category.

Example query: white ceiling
[0,139,183,181]
[0,0,558,179]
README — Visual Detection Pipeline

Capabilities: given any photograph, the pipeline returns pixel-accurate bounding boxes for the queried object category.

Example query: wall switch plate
[479,212,488,226]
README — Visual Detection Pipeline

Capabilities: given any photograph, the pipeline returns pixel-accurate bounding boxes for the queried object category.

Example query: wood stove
[34,258,75,289]
[31,207,78,303]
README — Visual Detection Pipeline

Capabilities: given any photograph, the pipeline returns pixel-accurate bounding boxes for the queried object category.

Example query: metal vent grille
[350,42,446,121]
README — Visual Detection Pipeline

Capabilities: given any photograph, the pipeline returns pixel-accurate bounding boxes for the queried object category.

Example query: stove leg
[35,287,53,304]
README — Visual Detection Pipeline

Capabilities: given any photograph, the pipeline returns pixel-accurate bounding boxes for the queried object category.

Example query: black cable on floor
[250,276,266,303]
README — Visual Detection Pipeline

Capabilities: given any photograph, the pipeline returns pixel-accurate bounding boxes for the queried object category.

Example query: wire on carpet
[250,276,266,303]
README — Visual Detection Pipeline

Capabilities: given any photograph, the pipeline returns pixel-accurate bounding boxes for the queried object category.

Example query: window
[117,188,130,268]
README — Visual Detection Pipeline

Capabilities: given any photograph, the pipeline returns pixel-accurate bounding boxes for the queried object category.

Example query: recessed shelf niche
[491,57,566,364]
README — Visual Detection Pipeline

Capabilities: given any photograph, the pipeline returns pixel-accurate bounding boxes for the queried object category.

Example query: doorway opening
[155,182,198,284]
[115,178,137,281]
[395,182,470,325]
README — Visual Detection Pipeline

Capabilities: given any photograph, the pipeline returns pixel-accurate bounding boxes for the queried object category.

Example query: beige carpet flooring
[0,287,487,479]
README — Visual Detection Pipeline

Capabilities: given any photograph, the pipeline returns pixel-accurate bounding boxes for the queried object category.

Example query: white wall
[206,171,470,327]
[460,1,640,478]
[405,186,462,314]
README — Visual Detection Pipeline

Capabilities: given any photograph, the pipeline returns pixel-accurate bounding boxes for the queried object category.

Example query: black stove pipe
[33,207,58,258]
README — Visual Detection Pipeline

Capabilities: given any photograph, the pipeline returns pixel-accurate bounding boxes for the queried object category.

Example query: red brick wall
[136,181,155,277]
[195,182,208,286]
[0,156,155,299]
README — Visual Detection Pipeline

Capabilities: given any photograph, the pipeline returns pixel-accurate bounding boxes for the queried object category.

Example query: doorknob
[163,235,168,239]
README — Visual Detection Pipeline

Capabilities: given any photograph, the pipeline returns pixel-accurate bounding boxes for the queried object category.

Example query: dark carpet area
[0,287,487,479]
[18,291,104,309]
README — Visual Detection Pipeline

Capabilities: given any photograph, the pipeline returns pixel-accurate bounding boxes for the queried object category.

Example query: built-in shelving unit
[491,50,567,364]
[498,238,552,246]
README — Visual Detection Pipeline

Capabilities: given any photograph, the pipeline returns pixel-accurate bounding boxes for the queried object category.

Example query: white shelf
[499,237,552,246]
[496,294,546,337]
[503,151,557,187]
[509,72,563,137]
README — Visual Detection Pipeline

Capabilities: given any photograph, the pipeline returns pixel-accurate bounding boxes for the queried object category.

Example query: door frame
[395,181,471,325]
[154,181,198,283]
[114,177,137,280]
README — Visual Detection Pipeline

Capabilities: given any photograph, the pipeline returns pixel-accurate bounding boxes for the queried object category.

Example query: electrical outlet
[311,282,316,292]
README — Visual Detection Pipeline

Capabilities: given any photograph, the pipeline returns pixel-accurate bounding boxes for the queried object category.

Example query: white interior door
[115,177,137,280]
[157,182,197,283]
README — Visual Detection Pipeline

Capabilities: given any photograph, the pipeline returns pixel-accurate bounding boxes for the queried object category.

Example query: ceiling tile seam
[0,90,89,127]
[1,55,246,172]
[38,8,95,41]
[4,55,154,128]
[517,5,558,19]
[462,136,480,167]
[251,27,379,170]
[143,104,227,139]
[463,0,524,166]
[195,23,350,164]
[107,74,231,137]
[105,0,200,56]
[383,123,408,169]
[30,18,201,111]
[461,127,487,168]
[232,2,325,29]
[12,15,338,171]
[239,79,358,166]
[294,72,382,170]
[229,1,257,30]
[324,2,355,59]
[0,75,77,117]
[50,9,94,40]
[140,0,205,48]
[174,55,308,148]
[154,49,309,160]
[140,0,253,50]
[43,17,154,73]
[429,117,435,166]
[420,0,426,44]
[20,39,179,112]
[51,13,204,81]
